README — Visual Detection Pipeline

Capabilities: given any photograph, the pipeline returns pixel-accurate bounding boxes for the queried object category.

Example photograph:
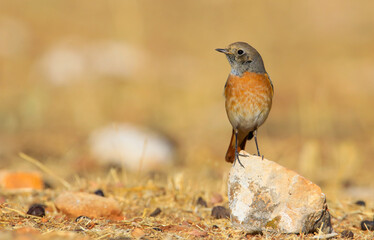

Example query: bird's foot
[254,153,264,160]
[234,152,245,168]
[239,153,250,157]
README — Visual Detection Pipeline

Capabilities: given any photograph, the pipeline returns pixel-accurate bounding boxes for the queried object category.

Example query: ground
[0,157,373,239]
[1,1,374,239]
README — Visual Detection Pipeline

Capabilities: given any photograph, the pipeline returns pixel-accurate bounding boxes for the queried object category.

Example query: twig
[2,206,27,217]
[19,152,71,189]
[96,233,111,239]
[312,232,338,239]
[1,205,42,219]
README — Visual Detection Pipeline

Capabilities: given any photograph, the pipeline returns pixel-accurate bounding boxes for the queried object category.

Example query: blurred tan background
[1,1,373,198]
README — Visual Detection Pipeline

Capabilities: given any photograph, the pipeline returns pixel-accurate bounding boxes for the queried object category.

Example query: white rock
[86,40,143,78]
[38,39,144,85]
[89,123,174,171]
[39,42,86,85]
[228,151,333,234]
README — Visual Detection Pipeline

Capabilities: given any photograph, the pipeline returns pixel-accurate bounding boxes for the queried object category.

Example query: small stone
[149,207,161,217]
[55,191,121,218]
[0,171,43,190]
[228,152,333,234]
[75,215,91,223]
[94,189,105,197]
[211,206,230,219]
[311,233,338,239]
[196,197,207,207]
[43,181,53,189]
[74,216,97,231]
[109,237,131,240]
[341,230,354,238]
[131,228,145,238]
[361,220,374,231]
[132,217,143,222]
[354,200,366,207]
[85,222,96,230]
[152,227,163,232]
[160,224,186,233]
[188,229,208,237]
[15,227,40,235]
[210,193,223,205]
[26,204,45,217]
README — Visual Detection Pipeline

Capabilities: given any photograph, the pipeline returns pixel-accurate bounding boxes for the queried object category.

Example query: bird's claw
[234,152,245,168]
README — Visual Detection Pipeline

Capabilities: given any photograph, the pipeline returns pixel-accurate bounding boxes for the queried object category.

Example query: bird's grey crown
[225,42,266,76]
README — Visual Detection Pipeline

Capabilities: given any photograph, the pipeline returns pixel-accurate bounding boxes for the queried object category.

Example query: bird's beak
[215,48,231,54]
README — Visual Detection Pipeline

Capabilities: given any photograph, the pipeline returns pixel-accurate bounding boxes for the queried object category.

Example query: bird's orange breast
[224,71,273,130]
[224,72,273,100]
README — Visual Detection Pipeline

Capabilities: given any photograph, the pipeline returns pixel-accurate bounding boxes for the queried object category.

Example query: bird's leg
[234,129,245,168]
[254,130,261,157]
[239,131,251,158]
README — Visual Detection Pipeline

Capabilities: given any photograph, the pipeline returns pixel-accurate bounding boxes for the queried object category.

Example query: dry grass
[0,0,374,239]
[0,164,373,239]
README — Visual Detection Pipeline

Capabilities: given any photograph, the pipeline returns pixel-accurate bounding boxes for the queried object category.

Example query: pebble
[188,229,208,237]
[54,191,122,219]
[14,227,40,235]
[210,193,223,205]
[131,228,145,238]
[75,215,92,223]
[0,171,43,190]
[354,200,366,207]
[149,207,161,217]
[211,206,230,219]
[341,230,354,238]
[26,203,46,217]
[361,220,374,231]
[196,197,208,207]
[94,189,105,197]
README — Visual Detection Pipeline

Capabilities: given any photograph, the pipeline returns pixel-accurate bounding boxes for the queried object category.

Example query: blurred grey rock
[89,123,174,171]
[39,39,144,85]
[228,151,333,234]
[344,186,374,201]
[86,41,143,78]
[39,42,86,85]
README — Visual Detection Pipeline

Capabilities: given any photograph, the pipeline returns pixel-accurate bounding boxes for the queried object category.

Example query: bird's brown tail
[225,130,254,163]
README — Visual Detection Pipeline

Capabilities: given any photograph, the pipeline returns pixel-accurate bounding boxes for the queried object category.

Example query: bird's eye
[237,49,244,55]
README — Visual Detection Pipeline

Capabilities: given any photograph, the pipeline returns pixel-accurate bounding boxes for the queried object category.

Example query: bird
[216,42,273,166]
